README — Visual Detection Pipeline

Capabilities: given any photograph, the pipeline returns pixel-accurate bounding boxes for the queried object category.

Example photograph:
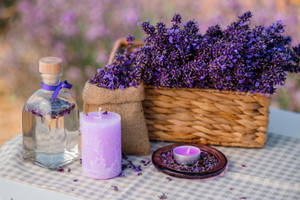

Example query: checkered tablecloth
[0,133,300,200]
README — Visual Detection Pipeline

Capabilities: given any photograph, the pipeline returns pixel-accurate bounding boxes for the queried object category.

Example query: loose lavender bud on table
[158,193,167,200]
[111,185,119,192]
[119,172,125,177]
[57,167,64,172]
[134,165,142,172]
[166,177,173,181]
[103,111,108,115]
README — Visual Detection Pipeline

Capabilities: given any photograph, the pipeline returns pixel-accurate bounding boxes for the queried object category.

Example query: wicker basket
[108,39,271,148]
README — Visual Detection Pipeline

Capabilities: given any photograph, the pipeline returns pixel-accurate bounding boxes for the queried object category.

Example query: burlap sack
[82,82,150,155]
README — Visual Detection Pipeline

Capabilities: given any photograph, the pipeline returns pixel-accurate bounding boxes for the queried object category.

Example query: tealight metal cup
[173,145,201,165]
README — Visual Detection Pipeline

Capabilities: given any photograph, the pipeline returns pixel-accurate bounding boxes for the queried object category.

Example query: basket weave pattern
[106,38,270,147]
[143,87,270,147]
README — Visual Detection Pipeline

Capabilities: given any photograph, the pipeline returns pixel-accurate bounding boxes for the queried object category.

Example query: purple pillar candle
[173,145,201,165]
[80,111,121,179]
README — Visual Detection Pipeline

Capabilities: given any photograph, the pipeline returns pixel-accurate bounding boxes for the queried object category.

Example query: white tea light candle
[173,145,201,165]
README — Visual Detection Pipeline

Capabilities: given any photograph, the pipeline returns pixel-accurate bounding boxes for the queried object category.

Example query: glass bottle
[22,57,80,169]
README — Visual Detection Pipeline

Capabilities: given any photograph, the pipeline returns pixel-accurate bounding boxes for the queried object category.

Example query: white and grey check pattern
[0,133,300,200]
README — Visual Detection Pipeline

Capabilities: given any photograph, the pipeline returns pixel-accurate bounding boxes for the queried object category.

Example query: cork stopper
[39,57,63,74]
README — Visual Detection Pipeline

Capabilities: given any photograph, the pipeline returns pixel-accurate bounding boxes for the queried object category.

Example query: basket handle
[108,38,127,65]
[108,38,144,65]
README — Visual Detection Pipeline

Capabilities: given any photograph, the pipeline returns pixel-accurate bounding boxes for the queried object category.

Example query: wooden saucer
[152,143,228,179]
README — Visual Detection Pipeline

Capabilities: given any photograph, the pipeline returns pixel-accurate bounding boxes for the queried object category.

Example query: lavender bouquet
[91,11,300,95]
[87,11,300,147]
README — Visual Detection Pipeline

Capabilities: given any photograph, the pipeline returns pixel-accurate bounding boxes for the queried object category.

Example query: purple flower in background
[66,67,82,81]
[96,53,108,64]
[123,8,139,25]
[284,79,296,91]
[53,42,66,61]
[17,0,31,14]
[292,91,300,108]
[60,12,78,36]
[84,66,96,78]
[61,12,76,24]
[85,25,107,41]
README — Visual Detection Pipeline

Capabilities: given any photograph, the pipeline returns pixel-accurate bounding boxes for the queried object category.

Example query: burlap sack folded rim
[82,81,150,155]
[82,81,145,105]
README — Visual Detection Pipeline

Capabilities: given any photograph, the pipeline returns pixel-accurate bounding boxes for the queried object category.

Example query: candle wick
[187,147,191,154]
[98,107,103,119]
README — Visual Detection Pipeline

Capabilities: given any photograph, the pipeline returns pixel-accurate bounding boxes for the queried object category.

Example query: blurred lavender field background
[0,0,300,137]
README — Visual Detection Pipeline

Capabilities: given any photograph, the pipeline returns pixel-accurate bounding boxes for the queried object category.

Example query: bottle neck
[41,73,62,86]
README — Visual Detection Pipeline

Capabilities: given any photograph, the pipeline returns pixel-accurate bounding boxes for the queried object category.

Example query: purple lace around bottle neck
[41,80,72,99]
